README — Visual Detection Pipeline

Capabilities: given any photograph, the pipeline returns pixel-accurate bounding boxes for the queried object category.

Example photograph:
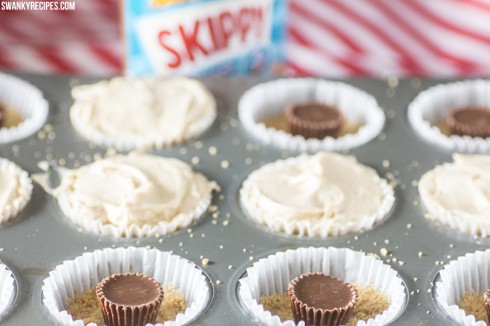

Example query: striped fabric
[0,0,121,75]
[287,0,490,77]
[1,0,489,77]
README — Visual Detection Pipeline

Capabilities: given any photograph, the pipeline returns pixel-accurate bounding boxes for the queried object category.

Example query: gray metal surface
[0,72,485,325]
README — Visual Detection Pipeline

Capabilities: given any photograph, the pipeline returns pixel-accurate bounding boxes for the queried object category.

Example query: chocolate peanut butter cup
[285,102,343,139]
[288,273,358,326]
[484,290,490,324]
[446,107,490,138]
[96,273,164,326]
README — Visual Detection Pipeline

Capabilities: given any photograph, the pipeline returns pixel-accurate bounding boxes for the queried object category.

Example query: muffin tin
[0,72,488,325]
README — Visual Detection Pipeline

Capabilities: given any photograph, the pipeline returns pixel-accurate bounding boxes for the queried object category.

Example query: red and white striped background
[1,0,490,77]
[0,0,121,75]
[287,0,490,77]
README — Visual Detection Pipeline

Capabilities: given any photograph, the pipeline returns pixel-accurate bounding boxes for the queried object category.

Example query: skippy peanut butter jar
[123,0,287,76]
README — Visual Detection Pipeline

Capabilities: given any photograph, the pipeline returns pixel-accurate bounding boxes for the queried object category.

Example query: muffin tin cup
[238,247,407,326]
[0,261,15,318]
[0,72,49,143]
[0,158,33,225]
[42,246,212,326]
[434,249,490,325]
[239,155,395,238]
[69,78,217,151]
[407,79,490,153]
[238,78,385,152]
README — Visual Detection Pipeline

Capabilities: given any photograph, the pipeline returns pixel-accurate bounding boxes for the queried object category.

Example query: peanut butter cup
[96,273,164,326]
[484,289,490,324]
[288,273,358,326]
[285,102,343,139]
[446,107,490,138]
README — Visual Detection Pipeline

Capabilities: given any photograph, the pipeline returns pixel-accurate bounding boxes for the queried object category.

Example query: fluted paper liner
[69,78,216,151]
[42,247,211,326]
[0,158,33,225]
[0,72,49,143]
[434,249,490,326]
[0,261,15,318]
[239,155,395,238]
[56,190,212,238]
[408,80,490,153]
[238,78,385,152]
[238,247,406,326]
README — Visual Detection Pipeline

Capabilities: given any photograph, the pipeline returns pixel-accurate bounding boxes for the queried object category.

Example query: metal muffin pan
[0,72,487,325]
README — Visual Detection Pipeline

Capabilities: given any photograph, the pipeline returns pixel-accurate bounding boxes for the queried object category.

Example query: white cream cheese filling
[240,152,394,236]
[70,77,216,149]
[35,152,217,235]
[419,154,490,227]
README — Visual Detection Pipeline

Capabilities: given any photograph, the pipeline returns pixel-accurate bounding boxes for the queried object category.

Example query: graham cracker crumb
[380,248,388,257]
[208,146,218,156]
[220,160,230,169]
[459,289,487,324]
[1,104,24,128]
[387,76,399,88]
[191,156,200,165]
[67,284,187,325]
[386,88,396,98]
[259,284,389,326]
[259,291,291,321]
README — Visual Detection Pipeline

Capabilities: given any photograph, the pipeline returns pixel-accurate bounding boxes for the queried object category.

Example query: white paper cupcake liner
[238,247,406,326]
[56,191,212,238]
[434,249,490,325]
[238,78,385,152]
[407,79,490,153]
[0,261,15,318]
[42,247,211,326]
[0,158,33,225]
[69,78,217,151]
[0,72,49,143]
[239,155,395,238]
